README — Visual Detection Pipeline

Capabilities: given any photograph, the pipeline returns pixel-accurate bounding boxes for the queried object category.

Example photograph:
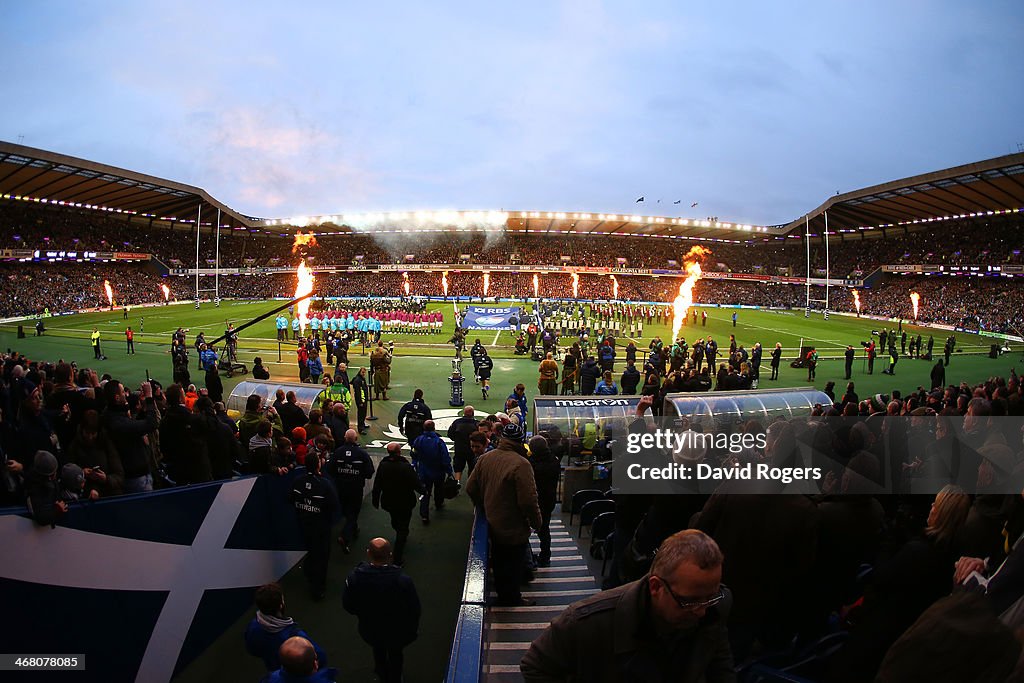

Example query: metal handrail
[445,507,490,683]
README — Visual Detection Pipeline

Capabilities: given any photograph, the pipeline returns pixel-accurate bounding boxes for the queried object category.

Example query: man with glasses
[521,529,735,682]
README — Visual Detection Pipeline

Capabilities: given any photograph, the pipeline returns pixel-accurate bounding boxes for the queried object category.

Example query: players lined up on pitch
[272,306,445,341]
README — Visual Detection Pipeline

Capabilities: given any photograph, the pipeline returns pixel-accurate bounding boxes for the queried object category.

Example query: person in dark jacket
[521,529,735,682]
[620,361,641,395]
[579,357,602,395]
[289,454,339,601]
[244,582,328,672]
[350,367,370,434]
[325,429,375,553]
[397,389,432,448]
[193,396,239,479]
[279,391,309,435]
[371,442,422,566]
[253,357,271,380]
[931,359,946,390]
[342,538,421,683]
[101,380,159,493]
[23,449,65,526]
[159,384,213,485]
[447,405,479,481]
[529,435,561,567]
[411,421,453,523]
[769,342,782,380]
[66,409,125,497]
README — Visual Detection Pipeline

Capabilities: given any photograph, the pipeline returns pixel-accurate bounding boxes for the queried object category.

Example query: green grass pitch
[1,299,1015,440]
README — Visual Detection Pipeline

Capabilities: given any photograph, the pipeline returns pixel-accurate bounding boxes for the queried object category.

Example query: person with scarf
[244,582,329,672]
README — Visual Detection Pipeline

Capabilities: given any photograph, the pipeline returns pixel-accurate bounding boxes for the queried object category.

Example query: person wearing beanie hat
[25,450,64,526]
[33,449,58,477]
[289,426,309,465]
[466,423,542,606]
[60,463,87,502]
[502,422,526,443]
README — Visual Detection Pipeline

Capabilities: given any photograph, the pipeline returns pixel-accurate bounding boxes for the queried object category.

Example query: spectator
[521,530,734,682]
[447,405,479,482]
[410,420,453,524]
[278,391,308,435]
[466,422,542,606]
[371,442,422,567]
[342,538,421,683]
[244,583,328,673]
[159,384,212,485]
[100,380,159,493]
[66,409,124,497]
[528,435,560,568]
[263,636,337,682]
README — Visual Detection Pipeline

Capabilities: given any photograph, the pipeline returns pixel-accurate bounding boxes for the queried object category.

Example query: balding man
[325,429,375,554]
[343,539,421,683]
[447,405,479,481]
[521,530,734,682]
[266,635,337,682]
[371,443,421,566]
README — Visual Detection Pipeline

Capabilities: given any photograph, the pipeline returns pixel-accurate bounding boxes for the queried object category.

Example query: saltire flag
[0,474,309,682]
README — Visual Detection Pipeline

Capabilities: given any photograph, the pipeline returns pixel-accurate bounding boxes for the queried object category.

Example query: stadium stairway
[482,516,599,680]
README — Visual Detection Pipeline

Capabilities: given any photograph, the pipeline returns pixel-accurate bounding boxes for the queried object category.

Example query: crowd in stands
[0,263,168,317]
[831,277,1024,335]
[5,201,1022,276]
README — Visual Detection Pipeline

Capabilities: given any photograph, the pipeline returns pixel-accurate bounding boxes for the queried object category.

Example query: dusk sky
[2,1,1022,225]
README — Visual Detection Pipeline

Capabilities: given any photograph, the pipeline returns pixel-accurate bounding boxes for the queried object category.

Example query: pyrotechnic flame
[533,274,539,298]
[610,275,619,300]
[294,260,314,332]
[671,246,711,342]
[292,233,317,333]
[161,284,170,301]
[910,291,920,320]
[571,273,579,298]
[852,289,861,313]
[403,272,410,296]
[442,271,449,297]
[483,272,490,297]
[291,231,318,254]
[103,280,113,307]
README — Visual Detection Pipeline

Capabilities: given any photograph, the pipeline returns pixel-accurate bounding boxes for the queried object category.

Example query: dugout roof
[782,152,1024,238]
[0,141,258,230]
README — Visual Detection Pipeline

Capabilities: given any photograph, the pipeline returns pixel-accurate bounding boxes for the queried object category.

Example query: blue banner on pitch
[463,306,520,330]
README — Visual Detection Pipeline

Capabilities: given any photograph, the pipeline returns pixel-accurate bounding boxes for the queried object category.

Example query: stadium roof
[0,141,257,229]
[2,140,1022,243]
[260,210,778,243]
[783,152,1024,238]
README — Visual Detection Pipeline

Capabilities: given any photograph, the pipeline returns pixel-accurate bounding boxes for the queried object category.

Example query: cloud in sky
[1,1,1022,224]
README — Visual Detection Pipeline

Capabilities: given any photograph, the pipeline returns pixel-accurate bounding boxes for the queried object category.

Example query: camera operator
[224,323,238,362]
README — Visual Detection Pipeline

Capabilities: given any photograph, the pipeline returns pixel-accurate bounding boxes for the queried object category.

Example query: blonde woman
[828,484,971,680]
